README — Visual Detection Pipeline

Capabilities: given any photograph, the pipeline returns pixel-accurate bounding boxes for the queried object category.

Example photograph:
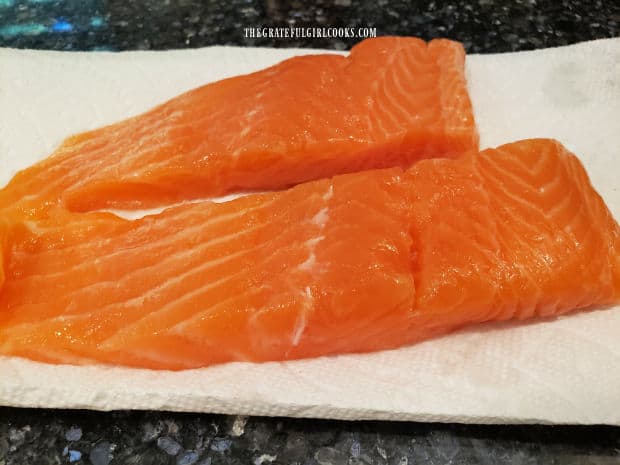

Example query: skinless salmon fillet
[405,139,620,338]
[0,169,416,369]
[0,139,617,370]
[0,36,477,216]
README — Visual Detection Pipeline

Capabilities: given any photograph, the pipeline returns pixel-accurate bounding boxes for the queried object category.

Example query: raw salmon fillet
[0,139,618,370]
[0,169,416,369]
[405,139,619,338]
[0,37,477,214]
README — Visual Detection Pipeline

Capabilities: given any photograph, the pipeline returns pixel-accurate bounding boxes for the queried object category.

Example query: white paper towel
[0,38,619,424]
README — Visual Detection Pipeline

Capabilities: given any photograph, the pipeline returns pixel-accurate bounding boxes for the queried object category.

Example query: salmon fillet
[0,139,617,370]
[0,36,477,215]
[0,169,416,369]
[406,139,620,339]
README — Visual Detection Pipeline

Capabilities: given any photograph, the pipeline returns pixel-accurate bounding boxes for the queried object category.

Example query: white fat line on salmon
[298,183,332,271]
[291,183,333,345]
[298,236,325,271]
[323,184,334,201]
[23,220,46,235]
[311,208,328,227]
[291,286,313,347]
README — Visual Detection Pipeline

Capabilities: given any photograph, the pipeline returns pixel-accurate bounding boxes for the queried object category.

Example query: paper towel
[0,38,619,424]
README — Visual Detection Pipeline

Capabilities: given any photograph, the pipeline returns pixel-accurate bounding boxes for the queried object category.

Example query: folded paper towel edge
[0,36,618,58]
[1,356,619,425]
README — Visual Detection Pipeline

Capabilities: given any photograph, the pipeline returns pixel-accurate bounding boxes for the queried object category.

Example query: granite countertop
[0,0,618,52]
[1,1,620,464]
[2,409,620,465]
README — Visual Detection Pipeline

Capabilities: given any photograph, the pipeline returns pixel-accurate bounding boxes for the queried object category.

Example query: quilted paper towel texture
[0,38,619,424]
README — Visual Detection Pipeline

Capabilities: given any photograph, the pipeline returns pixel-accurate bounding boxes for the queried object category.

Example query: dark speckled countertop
[0,0,618,51]
[2,409,620,465]
[1,1,620,464]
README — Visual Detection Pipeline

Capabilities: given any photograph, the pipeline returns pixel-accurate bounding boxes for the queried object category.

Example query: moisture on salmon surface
[0,36,477,215]
[0,139,618,370]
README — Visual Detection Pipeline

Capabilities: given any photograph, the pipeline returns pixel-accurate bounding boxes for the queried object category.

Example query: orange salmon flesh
[0,37,477,216]
[0,138,618,370]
